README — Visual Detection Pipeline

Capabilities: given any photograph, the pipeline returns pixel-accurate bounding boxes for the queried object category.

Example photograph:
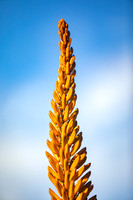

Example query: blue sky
[0,0,132,200]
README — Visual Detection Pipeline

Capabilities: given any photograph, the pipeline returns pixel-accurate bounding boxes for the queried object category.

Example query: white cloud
[0,137,49,200]
[0,137,47,177]
[77,53,132,131]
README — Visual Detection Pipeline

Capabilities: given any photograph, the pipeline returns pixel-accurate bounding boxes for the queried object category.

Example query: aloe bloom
[46,19,97,200]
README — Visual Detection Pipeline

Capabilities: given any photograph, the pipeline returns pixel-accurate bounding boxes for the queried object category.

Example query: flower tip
[58,18,65,23]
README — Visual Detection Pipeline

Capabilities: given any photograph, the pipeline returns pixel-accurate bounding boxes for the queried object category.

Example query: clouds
[0,137,49,200]
[77,53,132,131]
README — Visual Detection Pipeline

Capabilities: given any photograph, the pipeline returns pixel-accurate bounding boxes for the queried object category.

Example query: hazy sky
[0,1,132,200]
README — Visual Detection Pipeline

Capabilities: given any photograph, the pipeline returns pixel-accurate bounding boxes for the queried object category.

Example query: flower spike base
[46,19,97,200]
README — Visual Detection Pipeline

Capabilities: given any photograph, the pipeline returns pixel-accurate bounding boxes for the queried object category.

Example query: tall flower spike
[46,19,97,200]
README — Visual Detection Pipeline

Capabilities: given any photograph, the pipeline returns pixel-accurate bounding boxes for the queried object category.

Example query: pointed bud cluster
[46,19,97,200]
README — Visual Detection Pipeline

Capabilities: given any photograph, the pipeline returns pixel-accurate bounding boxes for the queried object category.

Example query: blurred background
[0,0,132,200]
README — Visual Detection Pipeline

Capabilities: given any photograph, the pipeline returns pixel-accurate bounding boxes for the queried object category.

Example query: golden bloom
[46,19,97,200]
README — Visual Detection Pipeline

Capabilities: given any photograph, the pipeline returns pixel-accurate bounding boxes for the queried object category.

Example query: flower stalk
[46,19,97,200]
